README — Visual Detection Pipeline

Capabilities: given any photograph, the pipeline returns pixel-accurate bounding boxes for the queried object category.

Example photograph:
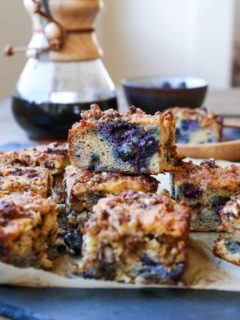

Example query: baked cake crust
[80,104,174,125]
[0,166,52,198]
[0,143,69,175]
[80,190,190,284]
[69,105,181,175]
[0,193,57,269]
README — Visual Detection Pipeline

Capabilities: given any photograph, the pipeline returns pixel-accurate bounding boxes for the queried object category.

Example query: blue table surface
[0,287,240,320]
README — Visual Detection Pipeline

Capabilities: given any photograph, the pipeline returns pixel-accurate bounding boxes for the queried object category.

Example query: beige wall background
[99,0,235,89]
[234,0,240,42]
[0,0,236,99]
[0,0,30,99]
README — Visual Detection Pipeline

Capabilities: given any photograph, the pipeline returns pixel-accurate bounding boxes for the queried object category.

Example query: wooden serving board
[177,140,240,162]
[177,127,240,162]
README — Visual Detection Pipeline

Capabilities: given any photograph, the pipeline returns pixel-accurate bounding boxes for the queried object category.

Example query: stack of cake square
[67,104,191,284]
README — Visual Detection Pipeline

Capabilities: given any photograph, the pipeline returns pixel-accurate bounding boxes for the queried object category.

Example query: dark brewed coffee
[12,96,118,140]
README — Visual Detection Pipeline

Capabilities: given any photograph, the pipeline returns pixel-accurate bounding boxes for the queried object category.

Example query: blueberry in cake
[0,166,52,198]
[69,105,181,175]
[62,165,158,255]
[214,195,240,265]
[0,193,57,269]
[169,107,223,144]
[171,160,240,231]
[79,190,190,284]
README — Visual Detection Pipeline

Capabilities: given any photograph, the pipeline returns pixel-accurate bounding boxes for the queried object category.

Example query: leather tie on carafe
[4,0,102,61]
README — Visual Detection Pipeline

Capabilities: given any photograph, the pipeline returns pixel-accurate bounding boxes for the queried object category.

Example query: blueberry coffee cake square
[214,195,240,265]
[62,165,158,255]
[0,142,69,176]
[69,105,181,175]
[79,190,190,284]
[169,107,223,144]
[0,166,52,198]
[0,193,57,269]
[172,160,240,231]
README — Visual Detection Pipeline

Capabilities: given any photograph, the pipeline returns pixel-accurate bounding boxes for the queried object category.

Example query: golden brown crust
[0,166,52,198]
[174,160,240,193]
[0,143,69,175]
[0,193,56,234]
[80,104,174,125]
[88,190,190,239]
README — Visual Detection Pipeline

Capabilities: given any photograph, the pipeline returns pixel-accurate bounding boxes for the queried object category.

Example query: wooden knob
[44,22,62,40]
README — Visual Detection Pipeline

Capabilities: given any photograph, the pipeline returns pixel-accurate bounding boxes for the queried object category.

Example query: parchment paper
[0,159,239,291]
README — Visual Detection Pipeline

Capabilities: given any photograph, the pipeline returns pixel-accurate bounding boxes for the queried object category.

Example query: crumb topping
[175,160,240,192]
[0,143,69,175]
[79,104,174,125]
[0,193,56,240]
[85,190,190,239]
[0,201,26,226]
[0,166,52,198]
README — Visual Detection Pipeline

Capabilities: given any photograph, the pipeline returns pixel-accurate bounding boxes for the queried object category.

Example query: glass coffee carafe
[8,0,117,140]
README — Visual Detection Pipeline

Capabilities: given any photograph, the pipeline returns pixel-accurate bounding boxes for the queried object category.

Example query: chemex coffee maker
[5,0,117,140]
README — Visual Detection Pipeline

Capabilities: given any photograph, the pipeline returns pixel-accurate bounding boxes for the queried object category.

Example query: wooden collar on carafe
[4,0,102,61]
